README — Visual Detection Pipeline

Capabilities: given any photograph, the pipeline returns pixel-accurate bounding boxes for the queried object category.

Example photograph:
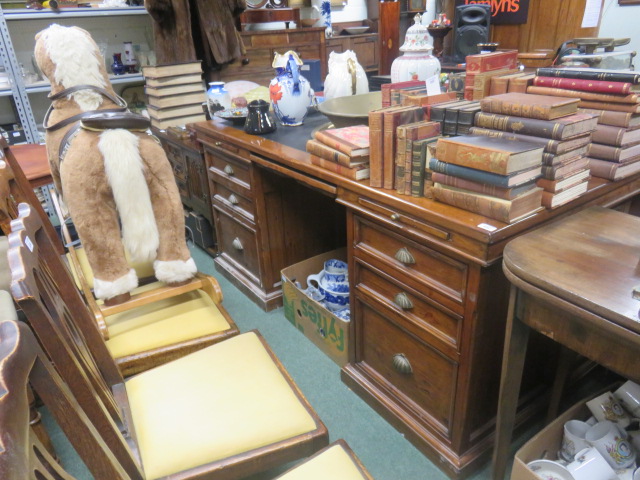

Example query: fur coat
[145,0,246,65]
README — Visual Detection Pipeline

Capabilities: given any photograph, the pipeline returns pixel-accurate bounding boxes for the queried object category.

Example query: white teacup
[561,419,591,462]
[586,392,632,428]
[567,447,618,480]
[585,421,636,469]
[614,381,640,418]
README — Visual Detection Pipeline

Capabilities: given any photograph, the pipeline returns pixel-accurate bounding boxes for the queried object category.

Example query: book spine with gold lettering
[533,76,632,95]
[368,109,385,188]
[435,141,512,174]
[527,85,639,104]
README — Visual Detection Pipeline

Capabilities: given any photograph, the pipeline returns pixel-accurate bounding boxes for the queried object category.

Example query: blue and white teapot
[269,50,314,126]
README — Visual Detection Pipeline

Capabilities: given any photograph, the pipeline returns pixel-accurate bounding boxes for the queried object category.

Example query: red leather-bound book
[527,85,639,105]
[465,50,518,74]
[313,125,370,157]
[533,76,633,95]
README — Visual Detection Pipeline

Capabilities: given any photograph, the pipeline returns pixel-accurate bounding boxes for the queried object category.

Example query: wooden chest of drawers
[208,28,327,87]
[326,34,379,73]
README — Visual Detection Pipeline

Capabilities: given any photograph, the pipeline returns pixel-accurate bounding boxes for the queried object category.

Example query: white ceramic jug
[323,50,369,101]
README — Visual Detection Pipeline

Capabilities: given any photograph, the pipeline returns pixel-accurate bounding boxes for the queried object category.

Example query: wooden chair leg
[492,286,531,480]
[28,383,59,463]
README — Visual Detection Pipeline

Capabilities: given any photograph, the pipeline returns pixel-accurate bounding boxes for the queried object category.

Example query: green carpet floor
[42,244,542,480]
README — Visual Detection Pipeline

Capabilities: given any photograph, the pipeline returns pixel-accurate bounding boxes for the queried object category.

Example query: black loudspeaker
[452,4,491,63]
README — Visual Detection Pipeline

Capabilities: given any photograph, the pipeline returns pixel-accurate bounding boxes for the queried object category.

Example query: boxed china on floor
[511,388,615,480]
[281,248,349,366]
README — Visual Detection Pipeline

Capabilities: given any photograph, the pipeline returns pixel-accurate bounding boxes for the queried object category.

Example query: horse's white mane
[40,24,107,111]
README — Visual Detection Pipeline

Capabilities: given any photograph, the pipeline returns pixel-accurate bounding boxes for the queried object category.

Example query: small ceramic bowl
[527,459,576,480]
[318,283,350,312]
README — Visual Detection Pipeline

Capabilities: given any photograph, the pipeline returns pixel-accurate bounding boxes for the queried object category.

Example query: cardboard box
[511,386,619,480]
[281,248,349,366]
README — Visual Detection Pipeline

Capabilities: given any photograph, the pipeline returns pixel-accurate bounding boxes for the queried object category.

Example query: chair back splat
[8,203,144,479]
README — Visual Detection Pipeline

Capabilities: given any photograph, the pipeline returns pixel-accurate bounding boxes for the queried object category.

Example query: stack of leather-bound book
[306,125,371,180]
[429,134,544,223]
[468,91,598,209]
[529,67,640,182]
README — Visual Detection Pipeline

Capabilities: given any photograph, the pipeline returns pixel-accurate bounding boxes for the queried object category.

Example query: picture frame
[407,0,426,12]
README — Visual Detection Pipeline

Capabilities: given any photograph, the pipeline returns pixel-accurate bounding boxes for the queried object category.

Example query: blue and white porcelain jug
[269,51,314,127]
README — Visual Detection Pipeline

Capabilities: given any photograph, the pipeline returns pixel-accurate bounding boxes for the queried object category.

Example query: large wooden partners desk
[193,115,640,479]
[492,206,640,480]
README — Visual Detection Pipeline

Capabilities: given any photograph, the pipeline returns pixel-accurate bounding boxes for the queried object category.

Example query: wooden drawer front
[356,299,457,437]
[213,204,261,286]
[353,36,378,70]
[354,216,467,312]
[164,142,187,181]
[205,146,252,196]
[209,178,254,222]
[355,260,462,357]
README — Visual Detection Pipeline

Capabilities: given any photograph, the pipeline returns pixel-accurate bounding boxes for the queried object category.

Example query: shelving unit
[0,5,151,142]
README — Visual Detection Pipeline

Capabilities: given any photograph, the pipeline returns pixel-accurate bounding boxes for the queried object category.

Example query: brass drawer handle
[393,292,413,310]
[224,164,235,176]
[394,247,415,265]
[228,194,239,205]
[390,212,400,221]
[215,141,222,146]
[392,354,413,375]
[232,238,243,250]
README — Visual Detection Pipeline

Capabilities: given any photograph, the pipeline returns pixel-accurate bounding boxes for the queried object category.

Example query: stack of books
[394,120,441,196]
[463,50,519,101]
[429,135,544,223]
[530,67,640,181]
[470,92,599,208]
[368,105,425,188]
[142,61,206,130]
[307,125,370,180]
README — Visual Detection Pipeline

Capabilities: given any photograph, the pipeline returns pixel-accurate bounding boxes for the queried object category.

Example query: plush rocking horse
[34,24,196,303]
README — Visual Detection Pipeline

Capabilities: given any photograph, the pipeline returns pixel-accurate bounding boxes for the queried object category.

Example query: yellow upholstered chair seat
[275,441,372,480]
[126,331,320,480]
[104,281,231,359]
[67,246,155,290]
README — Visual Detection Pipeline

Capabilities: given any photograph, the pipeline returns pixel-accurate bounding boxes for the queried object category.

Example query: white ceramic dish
[344,26,369,35]
[527,459,576,480]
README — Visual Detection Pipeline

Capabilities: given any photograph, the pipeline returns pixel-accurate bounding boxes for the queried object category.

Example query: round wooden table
[492,205,640,480]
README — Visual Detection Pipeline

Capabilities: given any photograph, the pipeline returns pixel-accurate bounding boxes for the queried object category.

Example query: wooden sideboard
[208,27,327,86]
[193,115,640,479]
[153,127,212,225]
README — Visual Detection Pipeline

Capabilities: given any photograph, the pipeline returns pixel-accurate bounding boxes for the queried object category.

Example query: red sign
[454,0,530,24]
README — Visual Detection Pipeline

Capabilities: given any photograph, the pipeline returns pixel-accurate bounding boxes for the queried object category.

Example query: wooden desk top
[503,206,640,334]
[193,117,640,266]
[9,144,52,188]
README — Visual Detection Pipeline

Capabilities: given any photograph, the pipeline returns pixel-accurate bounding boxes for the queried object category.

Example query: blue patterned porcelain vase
[269,51,314,127]
[321,0,332,38]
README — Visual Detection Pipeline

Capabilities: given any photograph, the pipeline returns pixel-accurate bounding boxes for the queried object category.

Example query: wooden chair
[0,139,240,376]
[0,314,134,479]
[6,202,329,479]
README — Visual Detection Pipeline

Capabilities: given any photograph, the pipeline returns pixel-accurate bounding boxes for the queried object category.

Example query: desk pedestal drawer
[353,297,457,439]
[354,260,462,356]
[354,215,467,313]
[212,203,261,286]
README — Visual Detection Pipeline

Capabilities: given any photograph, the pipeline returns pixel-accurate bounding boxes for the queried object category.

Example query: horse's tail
[98,129,159,263]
